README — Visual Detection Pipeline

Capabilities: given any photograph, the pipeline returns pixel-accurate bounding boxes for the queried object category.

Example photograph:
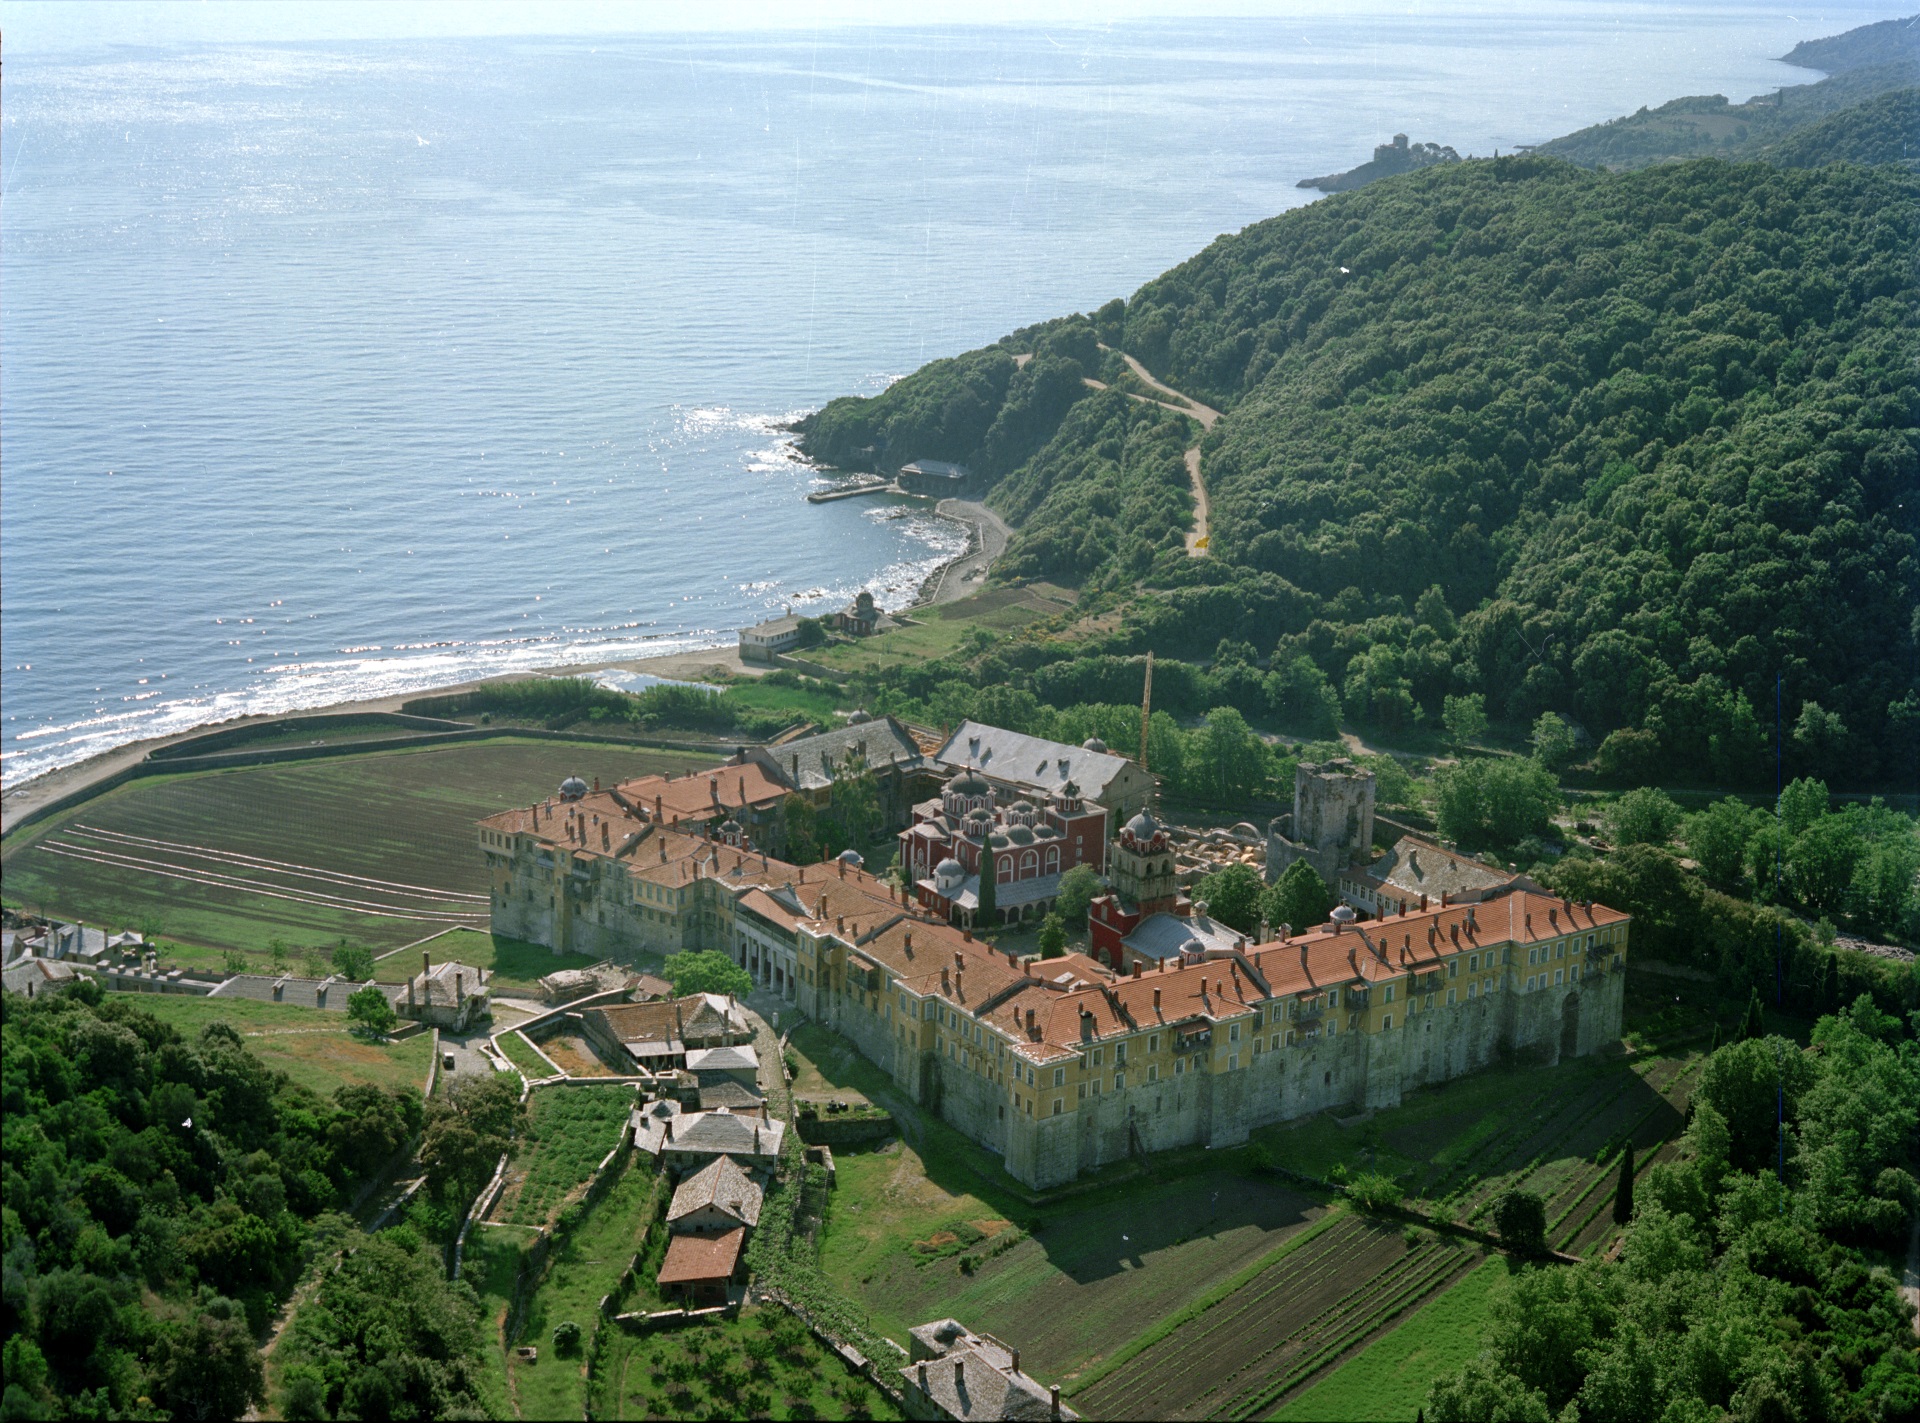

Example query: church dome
[947,769,991,797]
[847,709,872,724]
[1082,737,1108,754]
[837,848,865,868]
[1180,938,1207,957]
[1330,904,1357,925]
[1006,826,1035,845]
[559,776,589,801]
[936,857,964,878]
[1123,810,1160,842]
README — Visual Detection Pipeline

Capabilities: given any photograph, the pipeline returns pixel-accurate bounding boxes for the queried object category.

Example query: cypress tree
[978,848,998,927]
[1613,1144,1636,1226]
[1742,988,1765,1040]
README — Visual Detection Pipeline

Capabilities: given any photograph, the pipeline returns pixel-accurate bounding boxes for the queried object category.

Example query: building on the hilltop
[579,993,751,1073]
[1266,758,1376,887]
[666,1154,765,1235]
[933,721,1155,824]
[740,613,807,663]
[902,1319,1074,1423]
[479,767,1630,1191]
[902,772,1108,927]
[897,459,971,497]
[735,714,937,831]
[1341,834,1522,917]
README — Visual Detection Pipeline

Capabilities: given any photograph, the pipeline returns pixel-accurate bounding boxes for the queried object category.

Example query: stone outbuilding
[2,956,79,998]
[901,1319,1073,1422]
[396,954,489,1032]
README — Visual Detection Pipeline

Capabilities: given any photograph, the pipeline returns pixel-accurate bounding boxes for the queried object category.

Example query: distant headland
[1296,132,1462,193]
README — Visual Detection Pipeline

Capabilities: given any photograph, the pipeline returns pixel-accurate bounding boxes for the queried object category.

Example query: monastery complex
[478,723,1631,1189]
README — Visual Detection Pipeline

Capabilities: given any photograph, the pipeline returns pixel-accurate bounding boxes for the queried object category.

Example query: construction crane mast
[1139,650,1154,771]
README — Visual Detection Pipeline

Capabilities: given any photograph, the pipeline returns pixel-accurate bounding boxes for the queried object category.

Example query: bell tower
[1110,810,1178,915]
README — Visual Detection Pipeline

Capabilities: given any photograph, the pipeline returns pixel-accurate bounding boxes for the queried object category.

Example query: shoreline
[1,494,1008,836]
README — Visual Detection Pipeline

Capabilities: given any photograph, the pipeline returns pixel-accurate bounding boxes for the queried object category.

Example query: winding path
[1084,348,1222,556]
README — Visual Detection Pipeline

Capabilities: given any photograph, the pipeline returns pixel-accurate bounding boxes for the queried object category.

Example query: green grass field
[380,927,614,997]
[104,993,434,1098]
[505,1163,665,1421]
[460,1225,541,1417]
[591,1307,903,1422]
[502,1085,637,1227]
[1271,1256,1510,1422]
[1,737,713,960]
[803,583,1078,675]
[499,1028,557,1080]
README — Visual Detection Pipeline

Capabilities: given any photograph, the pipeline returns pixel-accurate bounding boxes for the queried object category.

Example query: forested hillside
[799,152,1918,786]
[1763,87,1920,169]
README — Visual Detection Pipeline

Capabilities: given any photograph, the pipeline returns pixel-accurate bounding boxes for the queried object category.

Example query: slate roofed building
[394,954,488,1031]
[902,1319,1073,1422]
[739,614,806,663]
[933,720,1153,822]
[2,956,79,998]
[665,1154,764,1234]
[1341,834,1520,917]
[657,1106,784,1173]
[580,993,751,1074]
[736,714,934,829]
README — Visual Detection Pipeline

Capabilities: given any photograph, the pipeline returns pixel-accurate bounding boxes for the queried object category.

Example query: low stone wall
[795,1113,896,1148]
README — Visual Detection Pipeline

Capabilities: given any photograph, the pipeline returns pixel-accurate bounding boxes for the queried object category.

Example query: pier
[805,481,904,504]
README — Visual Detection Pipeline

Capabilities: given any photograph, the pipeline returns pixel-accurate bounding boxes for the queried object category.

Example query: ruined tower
[1265,757,1375,887]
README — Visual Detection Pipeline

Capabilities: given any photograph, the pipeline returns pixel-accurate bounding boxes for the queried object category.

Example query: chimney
[955,971,964,998]
[837,916,845,933]
[1153,987,1162,1013]
[942,967,951,993]
[1052,1384,1062,1419]
[918,1363,928,1390]
[655,794,664,821]
[593,776,600,792]
[423,951,431,976]
[1441,891,1451,907]
[738,775,746,805]
[1026,1007,1036,1033]
[455,972,464,1001]
[955,951,965,973]
[1420,893,1428,911]
[838,859,846,879]
[1131,961,1141,979]
[1012,1349,1021,1375]
[602,823,610,850]
[954,1360,964,1389]
[963,927,972,942]
[664,1117,673,1141]
[904,931,913,952]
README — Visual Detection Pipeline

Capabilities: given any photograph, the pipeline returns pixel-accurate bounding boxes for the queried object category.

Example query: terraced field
[1076,1216,1479,1421]
[2,737,712,955]
[491,1083,637,1228]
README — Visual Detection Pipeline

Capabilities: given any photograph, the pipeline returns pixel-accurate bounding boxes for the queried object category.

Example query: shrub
[553,1320,583,1355]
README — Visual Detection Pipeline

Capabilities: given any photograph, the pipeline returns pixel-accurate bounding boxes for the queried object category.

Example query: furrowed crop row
[1434,1079,1614,1217]
[1456,1072,1651,1223]
[1217,1248,1469,1420]
[1093,1239,1434,1422]
[1083,1221,1387,1415]
[1423,1074,1613,1204]
[1188,1245,1448,1415]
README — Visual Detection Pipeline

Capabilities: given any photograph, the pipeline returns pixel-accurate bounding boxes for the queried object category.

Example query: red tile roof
[657,1227,745,1285]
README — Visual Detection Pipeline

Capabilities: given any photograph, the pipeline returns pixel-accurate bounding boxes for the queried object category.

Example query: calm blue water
[1,6,1891,785]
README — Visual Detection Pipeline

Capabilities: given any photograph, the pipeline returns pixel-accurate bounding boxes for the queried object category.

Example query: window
[1052,1098,1063,1116]
[1053,1067,1065,1087]
[1467,983,1477,1000]
[1175,1058,1185,1076]
[1228,1054,1238,1071]
[1115,1072,1125,1091]
[1382,1014,1392,1030]
[1147,1064,1158,1084]
[1091,1047,1103,1067]
[1384,985,1395,1003]
[1228,1024,1240,1043]
[1448,961,1458,978]
[1328,989,1340,1007]
[1527,975,1537,991]
[1557,942,1566,959]
[1148,1033,1161,1053]
[1091,1079,1101,1096]
[1555,968,1564,985]
[1587,934,1595,951]
[1077,1083,1088,1100]
[1469,953,1479,971]
[1326,1021,1336,1038]
[1115,1043,1127,1066]
[1528,948,1538,965]
[1192,1055,1205,1073]
[1425,993,1434,1010]
[1446,988,1456,1005]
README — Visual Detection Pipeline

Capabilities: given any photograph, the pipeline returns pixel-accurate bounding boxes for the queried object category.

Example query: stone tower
[1109,809,1179,915]
[1266,757,1375,887]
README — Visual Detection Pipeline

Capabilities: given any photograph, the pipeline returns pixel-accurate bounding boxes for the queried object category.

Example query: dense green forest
[1427,1000,1920,1422]
[1763,87,1920,169]
[796,131,1919,787]
[0,985,426,1419]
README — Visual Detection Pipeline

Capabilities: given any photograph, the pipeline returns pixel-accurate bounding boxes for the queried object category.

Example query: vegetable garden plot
[1078,1216,1475,1422]
[497,1085,634,1227]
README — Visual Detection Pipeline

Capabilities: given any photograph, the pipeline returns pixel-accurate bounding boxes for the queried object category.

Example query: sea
[1,3,1894,786]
